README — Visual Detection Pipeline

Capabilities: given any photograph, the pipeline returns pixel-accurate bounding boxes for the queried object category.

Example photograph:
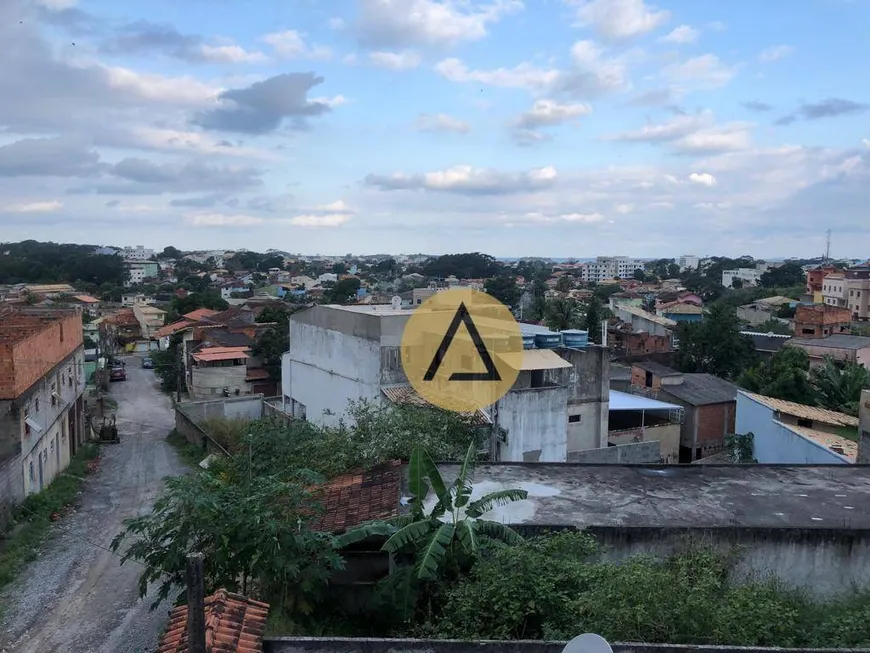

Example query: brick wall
[630,366,662,392]
[0,312,83,399]
[696,402,735,444]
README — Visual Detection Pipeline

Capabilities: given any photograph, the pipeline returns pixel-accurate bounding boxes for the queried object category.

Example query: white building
[579,257,644,283]
[124,261,159,287]
[679,255,700,271]
[281,304,610,462]
[122,245,155,261]
[722,268,762,288]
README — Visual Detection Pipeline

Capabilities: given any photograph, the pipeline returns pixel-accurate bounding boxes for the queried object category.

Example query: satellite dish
[391,295,402,310]
[562,634,613,653]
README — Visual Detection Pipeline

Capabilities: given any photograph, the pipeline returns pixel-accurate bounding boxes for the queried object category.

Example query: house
[807,265,841,302]
[606,390,683,462]
[21,284,75,299]
[736,296,795,327]
[722,268,762,288]
[124,260,159,287]
[188,347,252,398]
[614,306,677,346]
[823,264,870,320]
[66,294,101,312]
[220,281,250,300]
[157,588,269,653]
[629,362,738,462]
[740,331,792,360]
[133,302,166,341]
[786,334,870,369]
[0,308,86,526]
[281,304,610,462]
[658,302,703,323]
[607,322,673,357]
[101,308,141,346]
[736,391,860,463]
[793,304,851,339]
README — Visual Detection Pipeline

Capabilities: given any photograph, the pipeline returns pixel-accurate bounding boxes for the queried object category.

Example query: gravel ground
[0,356,188,653]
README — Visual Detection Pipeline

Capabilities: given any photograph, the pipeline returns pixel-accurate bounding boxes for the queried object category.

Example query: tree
[592,284,622,302]
[811,357,870,415]
[332,262,348,275]
[325,277,361,304]
[584,296,604,344]
[760,263,805,288]
[158,246,182,259]
[165,290,228,323]
[633,269,646,282]
[422,253,500,279]
[731,278,744,289]
[484,275,521,308]
[555,275,575,293]
[544,298,582,331]
[673,304,756,379]
[111,468,342,612]
[738,347,816,405]
[683,273,725,303]
[755,319,792,335]
[724,432,757,463]
[252,324,289,382]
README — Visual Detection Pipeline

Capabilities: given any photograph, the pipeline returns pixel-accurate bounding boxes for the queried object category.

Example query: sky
[1,0,868,259]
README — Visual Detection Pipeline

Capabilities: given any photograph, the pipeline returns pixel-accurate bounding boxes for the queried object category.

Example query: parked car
[142,357,154,369]
[109,366,126,382]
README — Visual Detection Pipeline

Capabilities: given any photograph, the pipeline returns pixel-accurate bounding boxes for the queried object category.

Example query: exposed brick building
[630,362,739,462]
[794,304,851,339]
[0,307,86,525]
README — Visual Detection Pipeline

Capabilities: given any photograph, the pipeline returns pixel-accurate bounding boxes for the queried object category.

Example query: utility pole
[824,229,832,263]
[175,342,183,403]
[186,553,207,653]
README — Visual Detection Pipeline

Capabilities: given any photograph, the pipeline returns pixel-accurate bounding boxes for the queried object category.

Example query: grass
[166,429,207,468]
[836,426,860,442]
[0,443,101,591]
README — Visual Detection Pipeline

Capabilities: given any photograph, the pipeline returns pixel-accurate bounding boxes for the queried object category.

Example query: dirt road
[0,356,188,653]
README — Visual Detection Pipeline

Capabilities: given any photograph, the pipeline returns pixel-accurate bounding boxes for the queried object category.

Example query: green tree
[555,275,575,293]
[165,290,228,322]
[592,284,622,302]
[760,263,805,288]
[810,357,870,415]
[326,277,361,304]
[755,318,792,335]
[544,298,582,331]
[632,269,646,282]
[484,275,521,308]
[673,304,756,379]
[584,296,604,344]
[731,278,744,289]
[738,348,816,405]
[158,246,182,259]
[423,253,500,279]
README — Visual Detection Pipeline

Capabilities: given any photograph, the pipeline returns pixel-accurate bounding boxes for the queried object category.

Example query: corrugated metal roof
[609,390,682,411]
[618,305,677,328]
[740,391,860,427]
[381,384,491,425]
[659,374,739,406]
[497,349,572,371]
[789,334,870,350]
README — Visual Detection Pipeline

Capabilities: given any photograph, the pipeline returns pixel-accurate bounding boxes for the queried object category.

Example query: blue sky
[1,0,868,258]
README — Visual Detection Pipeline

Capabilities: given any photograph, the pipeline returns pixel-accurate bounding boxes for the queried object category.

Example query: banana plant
[337,441,528,581]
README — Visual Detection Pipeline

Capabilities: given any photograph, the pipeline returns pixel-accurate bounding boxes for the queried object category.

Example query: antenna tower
[824,229,832,262]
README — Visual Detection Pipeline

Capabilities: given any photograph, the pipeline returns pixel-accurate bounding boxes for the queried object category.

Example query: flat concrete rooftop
[413,464,870,530]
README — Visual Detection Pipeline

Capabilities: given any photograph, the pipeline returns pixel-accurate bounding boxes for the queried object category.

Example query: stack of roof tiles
[157,589,269,653]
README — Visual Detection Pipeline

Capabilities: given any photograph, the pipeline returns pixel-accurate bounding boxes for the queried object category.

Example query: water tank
[522,334,536,349]
[561,329,589,348]
[534,332,563,349]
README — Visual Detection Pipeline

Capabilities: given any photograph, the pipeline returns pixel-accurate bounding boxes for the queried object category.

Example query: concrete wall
[860,389,870,464]
[0,453,24,529]
[286,320,382,427]
[587,526,870,600]
[190,365,249,399]
[608,424,680,463]
[264,639,867,653]
[497,387,569,462]
[567,441,660,463]
[558,347,609,453]
[736,393,849,464]
[178,394,264,423]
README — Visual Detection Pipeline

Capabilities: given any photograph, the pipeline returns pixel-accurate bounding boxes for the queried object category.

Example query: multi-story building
[679,255,700,271]
[794,304,851,339]
[281,304,610,462]
[579,256,643,283]
[124,261,160,287]
[122,245,155,261]
[807,265,841,302]
[722,268,762,288]
[0,308,86,525]
[822,264,870,320]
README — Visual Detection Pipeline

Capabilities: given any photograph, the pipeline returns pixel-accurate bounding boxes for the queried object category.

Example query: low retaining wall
[179,394,264,422]
[264,638,869,653]
[568,441,660,463]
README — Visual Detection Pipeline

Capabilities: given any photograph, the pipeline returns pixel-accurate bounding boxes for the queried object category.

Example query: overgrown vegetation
[0,444,100,591]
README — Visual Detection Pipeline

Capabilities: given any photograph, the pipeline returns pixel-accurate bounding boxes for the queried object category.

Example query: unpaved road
[0,356,188,653]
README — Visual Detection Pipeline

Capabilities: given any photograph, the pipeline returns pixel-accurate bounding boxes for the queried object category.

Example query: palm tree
[544,298,582,332]
[811,356,870,415]
[336,442,527,581]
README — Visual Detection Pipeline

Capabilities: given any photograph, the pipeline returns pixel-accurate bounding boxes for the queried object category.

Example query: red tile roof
[157,588,270,653]
[244,367,270,381]
[310,460,402,533]
[154,319,195,339]
[183,308,220,321]
[192,346,250,363]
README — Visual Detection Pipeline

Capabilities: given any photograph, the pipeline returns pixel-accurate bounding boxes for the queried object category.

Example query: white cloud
[99,64,219,107]
[4,200,63,213]
[314,200,353,212]
[311,94,348,108]
[262,30,332,60]
[672,122,753,154]
[287,213,351,227]
[369,50,422,70]
[515,99,592,129]
[33,0,77,9]
[354,0,523,48]
[365,164,558,194]
[662,54,738,90]
[187,213,265,227]
[759,45,794,63]
[328,17,346,30]
[573,0,670,40]
[196,44,267,64]
[604,111,712,143]
[688,172,717,186]
[562,40,629,96]
[512,211,604,224]
[659,25,699,45]
[513,129,553,146]
[415,113,471,133]
[435,58,558,91]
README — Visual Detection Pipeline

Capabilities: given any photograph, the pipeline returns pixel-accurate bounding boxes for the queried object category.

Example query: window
[24,409,30,436]
[797,418,813,428]
[568,414,581,423]
[802,328,815,334]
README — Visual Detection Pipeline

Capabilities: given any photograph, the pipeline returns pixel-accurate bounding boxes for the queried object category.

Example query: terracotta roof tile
[183,308,220,321]
[157,588,270,653]
[309,460,402,533]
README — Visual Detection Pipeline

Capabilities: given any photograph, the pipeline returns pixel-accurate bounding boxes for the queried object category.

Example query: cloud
[287,214,351,227]
[414,113,471,133]
[776,98,870,125]
[742,101,772,112]
[191,73,331,134]
[434,58,558,91]
[364,164,558,195]
[659,25,699,45]
[688,172,717,186]
[627,88,675,106]
[101,21,266,63]
[603,111,753,155]
[368,50,422,70]
[353,0,523,49]
[261,30,332,60]
[34,0,77,8]
[310,94,348,108]
[510,211,605,224]
[187,213,265,227]
[79,158,263,195]
[662,54,738,90]
[512,130,553,147]
[0,137,101,177]
[573,0,670,40]
[758,45,794,63]
[4,200,64,213]
[515,99,592,129]
[314,200,353,212]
